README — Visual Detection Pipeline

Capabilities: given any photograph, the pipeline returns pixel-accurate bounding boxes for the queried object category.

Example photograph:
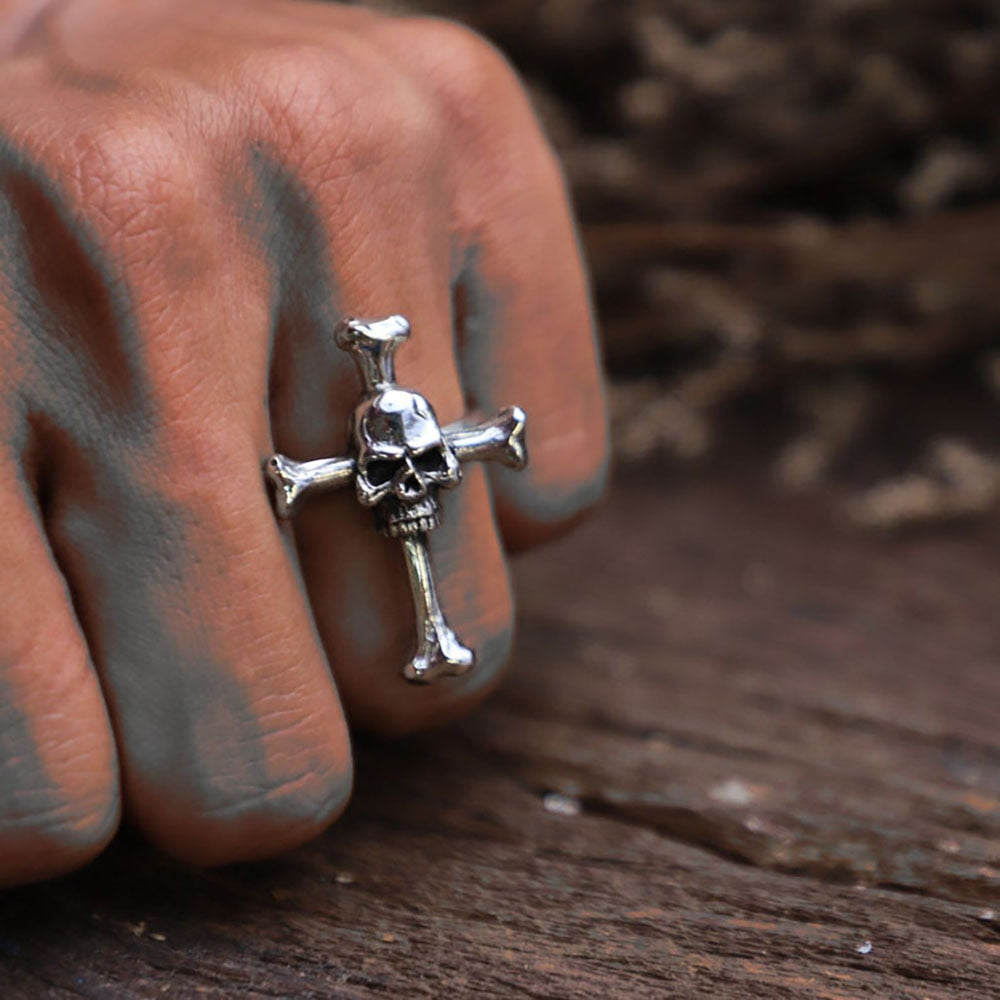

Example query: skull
[352,387,461,537]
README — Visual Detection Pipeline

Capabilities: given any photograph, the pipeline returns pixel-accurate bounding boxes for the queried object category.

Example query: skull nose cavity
[395,459,428,499]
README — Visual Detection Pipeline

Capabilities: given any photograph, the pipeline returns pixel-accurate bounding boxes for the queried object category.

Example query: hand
[0,0,608,885]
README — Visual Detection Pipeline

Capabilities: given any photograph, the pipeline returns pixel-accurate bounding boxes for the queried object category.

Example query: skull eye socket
[364,459,399,487]
[414,448,448,476]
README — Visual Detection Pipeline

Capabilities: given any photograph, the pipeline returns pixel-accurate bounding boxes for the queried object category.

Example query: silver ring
[266,315,528,684]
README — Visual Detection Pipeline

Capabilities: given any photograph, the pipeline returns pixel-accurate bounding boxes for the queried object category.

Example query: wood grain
[0,469,997,998]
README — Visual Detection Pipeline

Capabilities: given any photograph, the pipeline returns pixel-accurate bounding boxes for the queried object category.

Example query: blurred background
[371,0,1000,528]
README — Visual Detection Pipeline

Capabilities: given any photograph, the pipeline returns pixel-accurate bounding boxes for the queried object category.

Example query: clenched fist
[0,0,607,885]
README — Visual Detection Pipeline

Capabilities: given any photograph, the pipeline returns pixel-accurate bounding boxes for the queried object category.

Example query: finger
[0,181,119,884]
[13,113,352,866]
[262,56,514,734]
[49,431,353,866]
[0,438,118,886]
[371,18,610,548]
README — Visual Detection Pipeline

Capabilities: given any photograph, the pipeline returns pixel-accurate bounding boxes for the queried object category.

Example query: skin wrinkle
[0,659,115,851]
[0,798,108,835]
[195,757,350,825]
[0,663,113,841]
[0,677,65,835]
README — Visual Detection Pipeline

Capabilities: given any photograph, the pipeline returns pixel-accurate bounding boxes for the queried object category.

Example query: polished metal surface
[266,315,528,683]
[399,535,475,681]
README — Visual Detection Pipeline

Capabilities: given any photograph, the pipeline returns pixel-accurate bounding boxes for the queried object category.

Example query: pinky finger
[370,17,610,548]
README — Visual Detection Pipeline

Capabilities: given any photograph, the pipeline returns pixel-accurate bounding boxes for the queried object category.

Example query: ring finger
[264,58,514,734]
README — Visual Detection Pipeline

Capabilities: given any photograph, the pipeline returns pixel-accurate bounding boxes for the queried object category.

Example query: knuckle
[491,130,567,211]
[0,779,119,885]
[0,639,119,885]
[204,758,352,827]
[384,17,563,200]
[242,41,358,139]
[10,787,117,853]
[63,111,199,237]
[151,757,352,867]
[359,73,442,171]
[245,36,441,177]
[394,17,522,125]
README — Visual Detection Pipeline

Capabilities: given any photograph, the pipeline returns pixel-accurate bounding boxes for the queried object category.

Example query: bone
[399,535,475,683]
[444,406,528,470]
[334,315,410,392]
[266,453,356,518]
[265,315,527,685]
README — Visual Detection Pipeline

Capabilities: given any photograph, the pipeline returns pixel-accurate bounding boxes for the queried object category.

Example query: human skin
[0,0,608,886]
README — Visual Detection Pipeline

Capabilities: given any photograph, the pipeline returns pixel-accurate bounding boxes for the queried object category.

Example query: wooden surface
[0,468,997,998]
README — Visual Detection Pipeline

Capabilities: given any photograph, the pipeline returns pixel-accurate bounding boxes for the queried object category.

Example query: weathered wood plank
[0,470,997,998]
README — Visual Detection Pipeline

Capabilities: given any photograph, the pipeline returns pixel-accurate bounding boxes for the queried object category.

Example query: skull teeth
[386,512,440,538]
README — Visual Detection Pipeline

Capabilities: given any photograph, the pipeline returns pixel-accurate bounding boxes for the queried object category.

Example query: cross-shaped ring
[266,315,527,683]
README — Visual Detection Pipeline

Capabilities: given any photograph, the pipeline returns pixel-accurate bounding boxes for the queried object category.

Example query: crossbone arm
[266,453,355,518]
[444,405,527,469]
[400,535,475,682]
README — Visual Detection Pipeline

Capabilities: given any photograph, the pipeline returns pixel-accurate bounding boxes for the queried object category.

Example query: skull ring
[266,315,528,683]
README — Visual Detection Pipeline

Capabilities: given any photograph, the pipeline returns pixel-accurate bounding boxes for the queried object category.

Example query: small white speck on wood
[543,793,582,817]
[710,778,756,806]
